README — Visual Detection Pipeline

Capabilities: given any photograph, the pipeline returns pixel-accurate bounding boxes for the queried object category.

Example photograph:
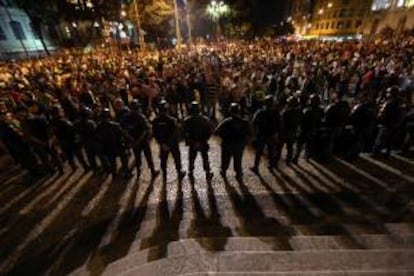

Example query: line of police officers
[0,85,411,182]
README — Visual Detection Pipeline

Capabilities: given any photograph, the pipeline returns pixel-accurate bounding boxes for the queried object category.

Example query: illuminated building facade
[0,0,56,59]
[307,0,372,37]
[365,0,414,34]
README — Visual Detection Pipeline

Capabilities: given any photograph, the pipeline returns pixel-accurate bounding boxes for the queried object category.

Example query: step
[290,234,414,250]
[118,250,414,276]
[385,223,414,237]
[88,235,414,276]
[184,272,414,276]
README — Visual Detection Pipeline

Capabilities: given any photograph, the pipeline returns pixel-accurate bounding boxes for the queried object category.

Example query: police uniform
[294,95,324,162]
[22,113,64,174]
[281,97,301,164]
[74,108,100,171]
[215,103,249,180]
[251,96,281,172]
[152,101,185,182]
[96,109,131,176]
[52,110,89,171]
[183,102,214,179]
[122,100,159,178]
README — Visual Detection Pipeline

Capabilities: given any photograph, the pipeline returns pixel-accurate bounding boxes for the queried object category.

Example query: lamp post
[206,0,229,40]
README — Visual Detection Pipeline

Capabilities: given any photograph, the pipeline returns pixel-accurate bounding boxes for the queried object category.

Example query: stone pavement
[0,139,413,275]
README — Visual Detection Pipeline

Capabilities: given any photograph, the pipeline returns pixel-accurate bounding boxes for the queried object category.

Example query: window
[346,20,352,28]
[355,20,362,28]
[30,22,40,39]
[10,20,26,40]
[337,21,344,29]
[0,25,6,40]
[339,9,346,17]
[371,0,392,10]
[331,22,336,28]
[405,0,414,7]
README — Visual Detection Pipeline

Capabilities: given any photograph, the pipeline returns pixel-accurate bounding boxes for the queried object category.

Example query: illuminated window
[405,0,414,7]
[10,20,26,40]
[371,0,392,10]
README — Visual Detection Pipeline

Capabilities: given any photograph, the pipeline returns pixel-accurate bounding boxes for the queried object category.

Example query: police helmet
[229,103,240,115]
[130,99,141,111]
[190,101,201,114]
[101,108,111,120]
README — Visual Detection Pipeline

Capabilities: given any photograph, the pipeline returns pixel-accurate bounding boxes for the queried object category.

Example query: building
[288,0,314,35]
[365,0,414,34]
[307,0,373,37]
[0,0,56,59]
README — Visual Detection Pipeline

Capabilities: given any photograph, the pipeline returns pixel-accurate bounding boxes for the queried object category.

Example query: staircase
[65,222,414,276]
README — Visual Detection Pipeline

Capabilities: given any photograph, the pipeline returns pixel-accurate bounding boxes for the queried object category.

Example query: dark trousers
[188,143,211,173]
[294,132,314,160]
[281,132,297,162]
[61,143,88,170]
[102,150,129,174]
[253,136,277,168]
[84,143,99,170]
[160,143,182,174]
[373,126,397,155]
[133,141,156,173]
[32,143,63,172]
[221,142,245,176]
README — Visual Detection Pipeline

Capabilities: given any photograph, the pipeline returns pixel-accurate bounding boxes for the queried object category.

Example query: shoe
[151,170,160,179]
[250,166,259,174]
[178,170,186,181]
[206,172,214,180]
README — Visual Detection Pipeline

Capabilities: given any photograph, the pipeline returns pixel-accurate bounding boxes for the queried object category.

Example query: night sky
[255,0,288,28]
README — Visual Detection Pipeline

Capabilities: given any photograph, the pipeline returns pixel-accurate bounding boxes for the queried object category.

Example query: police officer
[22,103,64,174]
[122,99,159,179]
[250,95,281,174]
[96,108,131,177]
[281,96,301,165]
[373,86,404,156]
[293,94,324,163]
[183,101,214,180]
[51,105,89,171]
[152,100,186,182]
[113,98,130,123]
[349,93,377,155]
[325,92,350,155]
[215,103,249,181]
[74,106,100,172]
[0,104,40,176]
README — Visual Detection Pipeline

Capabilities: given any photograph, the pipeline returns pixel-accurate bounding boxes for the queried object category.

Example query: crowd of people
[0,36,413,182]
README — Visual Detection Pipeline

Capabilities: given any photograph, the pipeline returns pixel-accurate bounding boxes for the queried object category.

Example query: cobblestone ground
[0,139,413,275]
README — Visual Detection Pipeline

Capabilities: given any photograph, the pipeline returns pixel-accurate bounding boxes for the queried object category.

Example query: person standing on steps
[250,95,281,174]
[121,99,160,179]
[215,103,249,181]
[183,101,214,180]
[152,100,186,183]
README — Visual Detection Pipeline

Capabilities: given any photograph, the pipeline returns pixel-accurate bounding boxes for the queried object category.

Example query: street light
[206,0,230,39]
